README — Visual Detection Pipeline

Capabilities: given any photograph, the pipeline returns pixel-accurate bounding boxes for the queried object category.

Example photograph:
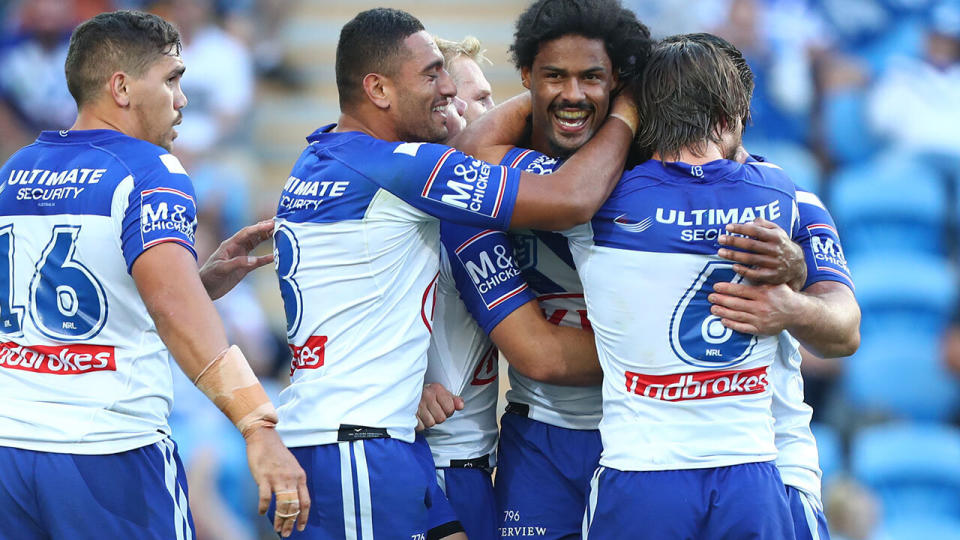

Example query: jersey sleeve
[440,221,536,334]
[792,189,854,291]
[120,154,199,273]
[325,137,522,230]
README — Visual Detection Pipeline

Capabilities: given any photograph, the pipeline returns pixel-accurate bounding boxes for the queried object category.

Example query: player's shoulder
[75,131,189,184]
[499,146,561,174]
[740,158,798,198]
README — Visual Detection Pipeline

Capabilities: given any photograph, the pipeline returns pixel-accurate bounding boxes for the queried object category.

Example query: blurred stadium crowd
[2,0,960,538]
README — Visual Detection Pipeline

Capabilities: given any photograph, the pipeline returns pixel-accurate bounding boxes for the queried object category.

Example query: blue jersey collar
[634,158,743,183]
[37,129,130,144]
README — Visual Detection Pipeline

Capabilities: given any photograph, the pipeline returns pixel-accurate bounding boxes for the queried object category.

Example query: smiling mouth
[553,109,590,132]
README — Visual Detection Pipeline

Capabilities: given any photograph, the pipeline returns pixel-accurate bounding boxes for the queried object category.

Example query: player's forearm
[133,243,230,375]
[491,301,602,386]
[510,115,635,230]
[787,284,861,358]
[450,93,531,163]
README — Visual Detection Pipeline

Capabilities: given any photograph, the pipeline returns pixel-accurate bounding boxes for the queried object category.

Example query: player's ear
[362,73,391,110]
[520,66,531,90]
[108,71,131,108]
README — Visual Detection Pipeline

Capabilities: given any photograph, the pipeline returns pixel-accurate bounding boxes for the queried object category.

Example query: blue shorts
[787,485,831,540]
[584,462,793,540]
[0,438,194,540]
[495,412,602,540]
[276,437,443,539]
[438,467,497,540]
[411,433,465,539]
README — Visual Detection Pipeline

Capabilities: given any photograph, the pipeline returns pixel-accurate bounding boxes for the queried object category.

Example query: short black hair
[510,0,652,84]
[634,35,750,161]
[667,33,754,124]
[65,10,181,107]
[336,8,425,109]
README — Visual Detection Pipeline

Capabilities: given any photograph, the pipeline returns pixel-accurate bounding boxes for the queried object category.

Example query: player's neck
[336,110,400,141]
[70,106,127,136]
[651,143,724,165]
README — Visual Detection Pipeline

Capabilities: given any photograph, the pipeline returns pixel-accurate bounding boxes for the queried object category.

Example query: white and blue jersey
[425,224,534,469]
[500,148,602,430]
[0,129,198,455]
[564,158,800,471]
[274,124,522,448]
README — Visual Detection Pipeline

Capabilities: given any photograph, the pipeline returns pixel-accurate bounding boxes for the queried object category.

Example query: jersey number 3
[0,225,108,340]
[669,261,756,368]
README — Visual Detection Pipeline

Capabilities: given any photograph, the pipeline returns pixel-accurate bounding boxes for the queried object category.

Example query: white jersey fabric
[273,126,522,447]
[423,246,500,468]
[564,158,800,471]
[0,129,199,454]
[500,148,601,430]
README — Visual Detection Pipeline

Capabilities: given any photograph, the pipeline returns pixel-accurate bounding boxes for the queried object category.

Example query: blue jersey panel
[794,189,854,290]
[440,222,535,334]
[287,125,521,230]
[120,173,198,272]
[590,159,798,255]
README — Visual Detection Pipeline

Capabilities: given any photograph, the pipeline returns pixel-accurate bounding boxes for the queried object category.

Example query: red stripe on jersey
[537,293,585,301]
[421,271,440,333]
[455,229,498,254]
[143,237,194,250]
[141,186,194,202]
[487,283,529,309]
[807,223,838,235]
[420,148,457,197]
[491,167,507,217]
[509,149,533,168]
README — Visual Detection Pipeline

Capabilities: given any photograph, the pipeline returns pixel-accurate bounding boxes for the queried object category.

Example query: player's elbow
[545,199,594,230]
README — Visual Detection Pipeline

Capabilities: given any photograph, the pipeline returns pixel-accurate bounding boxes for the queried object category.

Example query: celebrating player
[573,35,806,538]
[271,7,637,539]
[0,10,308,539]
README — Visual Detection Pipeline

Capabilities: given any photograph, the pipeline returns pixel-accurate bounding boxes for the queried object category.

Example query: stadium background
[2,0,959,538]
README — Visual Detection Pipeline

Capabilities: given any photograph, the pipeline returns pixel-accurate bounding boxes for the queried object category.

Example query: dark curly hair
[510,0,653,84]
[65,10,181,107]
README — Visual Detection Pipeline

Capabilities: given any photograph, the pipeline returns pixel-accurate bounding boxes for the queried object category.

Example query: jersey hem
[0,431,167,455]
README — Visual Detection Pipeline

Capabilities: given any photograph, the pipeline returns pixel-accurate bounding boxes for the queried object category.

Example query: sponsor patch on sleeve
[806,223,851,279]
[139,186,197,249]
[421,152,508,219]
[454,229,528,309]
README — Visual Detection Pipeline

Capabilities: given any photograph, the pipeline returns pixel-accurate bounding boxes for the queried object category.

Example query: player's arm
[132,244,309,537]
[199,219,275,300]
[449,92,532,165]
[708,280,860,358]
[511,94,637,230]
[490,300,602,386]
[456,93,638,230]
[717,218,807,291]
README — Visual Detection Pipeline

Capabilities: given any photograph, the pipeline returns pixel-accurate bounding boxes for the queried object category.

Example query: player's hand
[200,219,275,300]
[717,218,806,290]
[243,426,310,537]
[708,282,799,335]
[416,383,465,431]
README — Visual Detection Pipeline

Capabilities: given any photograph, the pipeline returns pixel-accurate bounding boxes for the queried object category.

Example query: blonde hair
[434,35,492,67]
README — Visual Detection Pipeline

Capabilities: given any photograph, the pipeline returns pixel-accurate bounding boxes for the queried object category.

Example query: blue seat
[851,423,960,521]
[882,516,960,540]
[811,422,843,484]
[848,252,956,336]
[743,140,822,194]
[844,329,959,421]
[829,155,948,257]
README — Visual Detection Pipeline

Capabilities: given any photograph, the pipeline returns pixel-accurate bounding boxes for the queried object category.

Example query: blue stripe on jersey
[441,222,535,335]
[277,125,522,230]
[590,159,798,255]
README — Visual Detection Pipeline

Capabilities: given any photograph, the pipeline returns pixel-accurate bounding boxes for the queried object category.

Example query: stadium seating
[812,422,844,484]
[851,423,960,522]
[829,154,949,257]
[744,140,822,194]
[882,516,960,540]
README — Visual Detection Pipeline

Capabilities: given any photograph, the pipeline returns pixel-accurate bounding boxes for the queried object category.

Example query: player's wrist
[193,345,279,436]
